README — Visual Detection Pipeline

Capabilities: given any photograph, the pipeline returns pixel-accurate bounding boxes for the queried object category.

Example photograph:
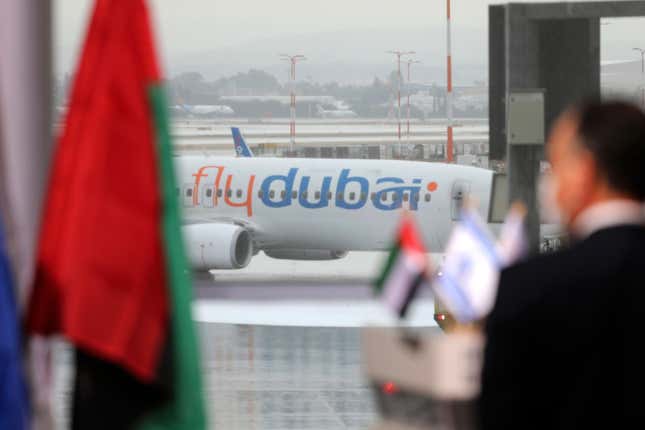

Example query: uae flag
[26,0,205,428]
[374,214,430,318]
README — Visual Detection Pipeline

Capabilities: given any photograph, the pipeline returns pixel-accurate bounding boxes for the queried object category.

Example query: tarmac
[51,252,438,429]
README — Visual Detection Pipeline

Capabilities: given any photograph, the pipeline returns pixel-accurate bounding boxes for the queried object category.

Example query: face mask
[538,173,565,225]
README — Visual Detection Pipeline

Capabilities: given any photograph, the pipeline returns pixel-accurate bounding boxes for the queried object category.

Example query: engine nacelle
[183,224,253,270]
[264,249,348,261]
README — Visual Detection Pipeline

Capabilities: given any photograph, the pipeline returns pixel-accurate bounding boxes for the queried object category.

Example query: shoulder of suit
[489,227,645,326]
[488,247,583,326]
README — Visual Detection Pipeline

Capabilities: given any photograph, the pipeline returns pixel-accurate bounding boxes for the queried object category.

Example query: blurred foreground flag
[26,0,205,428]
[433,208,501,323]
[0,217,28,429]
[497,203,528,267]
[0,0,51,311]
[375,214,431,318]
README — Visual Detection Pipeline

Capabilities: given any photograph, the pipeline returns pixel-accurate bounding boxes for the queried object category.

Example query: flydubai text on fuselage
[177,157,494,270]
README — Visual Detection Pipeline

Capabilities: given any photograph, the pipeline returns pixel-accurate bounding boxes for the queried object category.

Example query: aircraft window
[371,192,376,201]
[226,189,232,198]
[302,191,308,199]
[205,189,213,198]
[315,191,320,199]
[217,189,223,198]
[392,193,399,202]
[327,191,333,199]
[186,188,193,197]
[269,190,275,199]
[414,193,420,202]
[403,193,409,202]
[349,192,356,201]
[381,193,387,202]
[281,190,286,199]
[360,192,367,201]
[292,190,297,199]
[236,189,242,198]
[337,192,343,200]
[258,190,264,198]
[425,193,431,202]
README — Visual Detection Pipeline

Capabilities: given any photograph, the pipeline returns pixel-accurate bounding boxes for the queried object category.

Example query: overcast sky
[54,0,645,83]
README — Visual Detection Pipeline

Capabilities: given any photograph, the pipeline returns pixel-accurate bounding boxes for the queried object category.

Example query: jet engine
[182,224,253,270]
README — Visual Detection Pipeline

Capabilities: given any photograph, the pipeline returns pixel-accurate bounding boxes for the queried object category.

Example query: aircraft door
[451,180,471,220]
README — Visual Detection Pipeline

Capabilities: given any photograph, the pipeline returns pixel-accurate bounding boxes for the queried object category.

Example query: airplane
[231,127,254,157]
[316,105,358,119]
[171,104,235,118]
[176,157,493,271]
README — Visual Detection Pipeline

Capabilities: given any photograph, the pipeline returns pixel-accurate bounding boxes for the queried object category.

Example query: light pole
[446,0,454,163]
[280,54,306,153]
[406,59,421,148]
[633,48,645,109]
[387,50,415,157]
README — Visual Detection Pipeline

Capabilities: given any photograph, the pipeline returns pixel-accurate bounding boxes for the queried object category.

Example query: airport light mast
[387,50,415,157]
[280,54,306,153]
[406,59,421,148]
[633,47,645,109]
[446,0,454,163]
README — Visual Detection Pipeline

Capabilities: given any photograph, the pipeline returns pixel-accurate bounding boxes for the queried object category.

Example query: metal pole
[446,0,454,163]
[290,59,295,152]
[280,54,306,154]
[633,48,645,110]
[406,59,420,149]
[407,61,411,146]
[387,50,415,158]
[397,55,402,153]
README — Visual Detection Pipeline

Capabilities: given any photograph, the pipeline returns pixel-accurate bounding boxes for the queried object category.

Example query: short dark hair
[575,101,645,201]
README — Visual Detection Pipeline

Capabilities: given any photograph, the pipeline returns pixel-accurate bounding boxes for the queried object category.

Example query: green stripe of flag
[139,84,206,430]
[374,240,401,294]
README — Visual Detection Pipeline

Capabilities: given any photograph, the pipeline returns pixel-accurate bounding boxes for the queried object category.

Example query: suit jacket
[480,225,645,429]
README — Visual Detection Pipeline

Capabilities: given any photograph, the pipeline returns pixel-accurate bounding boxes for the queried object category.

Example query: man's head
[546,101,645,227]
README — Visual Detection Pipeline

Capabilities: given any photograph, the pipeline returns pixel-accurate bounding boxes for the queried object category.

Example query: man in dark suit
[480,101,645,429]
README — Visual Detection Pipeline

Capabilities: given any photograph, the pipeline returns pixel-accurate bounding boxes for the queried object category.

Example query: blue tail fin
[231,127,254,157]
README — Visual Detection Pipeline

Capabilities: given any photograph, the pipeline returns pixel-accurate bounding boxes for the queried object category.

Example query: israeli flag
[433,209,502,323]
[497,203,529,267]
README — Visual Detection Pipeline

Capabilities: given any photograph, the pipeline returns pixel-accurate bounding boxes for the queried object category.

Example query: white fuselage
[176,157,494,254]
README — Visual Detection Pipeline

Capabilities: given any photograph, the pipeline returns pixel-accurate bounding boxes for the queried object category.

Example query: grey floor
[53,323,381,430]
[200,324,377,430]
